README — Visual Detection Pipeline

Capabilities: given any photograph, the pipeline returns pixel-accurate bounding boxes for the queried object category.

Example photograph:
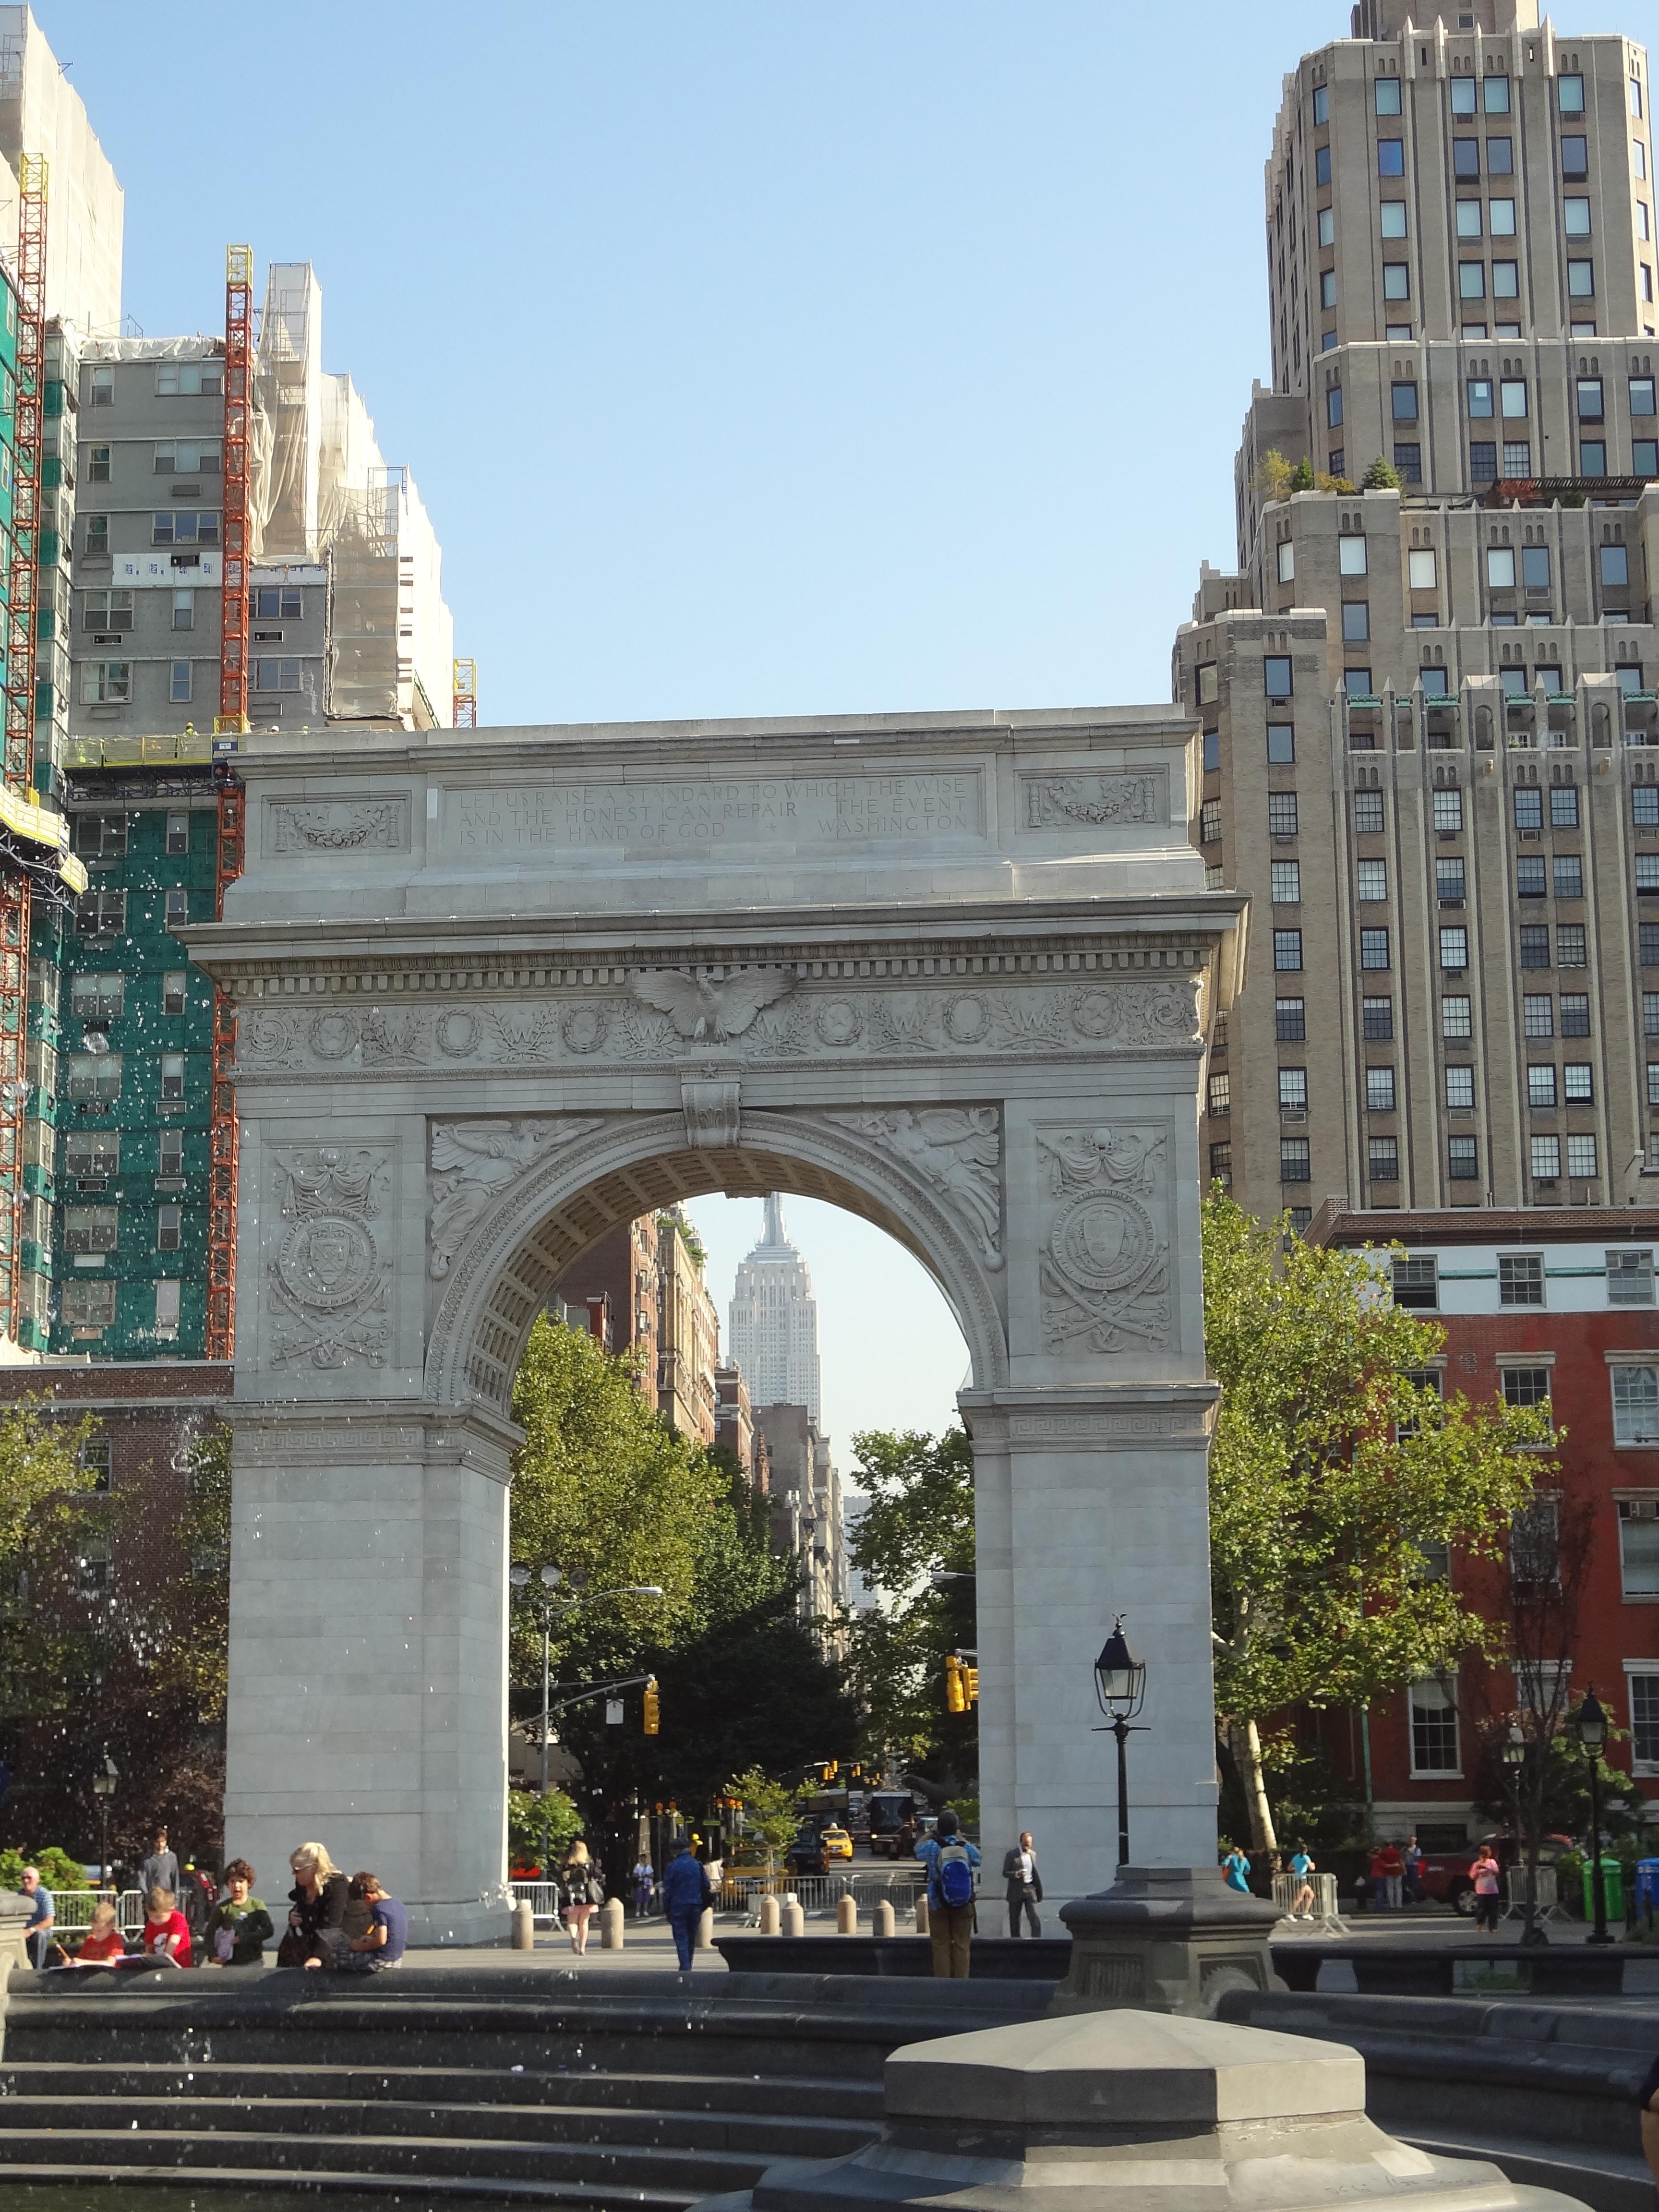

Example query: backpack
[936,1839,975,1908]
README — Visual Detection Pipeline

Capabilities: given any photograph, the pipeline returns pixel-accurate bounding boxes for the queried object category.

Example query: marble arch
[191,705,1244,1943]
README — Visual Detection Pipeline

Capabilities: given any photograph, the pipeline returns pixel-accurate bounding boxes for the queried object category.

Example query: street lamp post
[1501,1720,1533,1943]
[1092,1617,1148,1869]
[1573,1688,1614,1946]
[508,1565,664,1875]
[91,1749,118,1889]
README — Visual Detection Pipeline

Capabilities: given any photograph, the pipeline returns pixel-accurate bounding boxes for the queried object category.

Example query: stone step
[0,2162,691,2208]
[1405,2127,1654,2212]
[0,2092,875,2161]
[0,2125,766,2196]
[0,2060,883,2123]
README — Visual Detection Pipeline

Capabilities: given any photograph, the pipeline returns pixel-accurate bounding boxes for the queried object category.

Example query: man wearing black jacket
[1001,1830,1042,1938]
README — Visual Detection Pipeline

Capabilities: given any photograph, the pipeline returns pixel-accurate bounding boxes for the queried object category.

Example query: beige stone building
[655,1207,720,1446]
[1177,0,1659,1221]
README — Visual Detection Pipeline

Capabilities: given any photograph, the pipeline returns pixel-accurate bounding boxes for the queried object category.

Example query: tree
[841,1427,977,1786]
[728,1765,806,1869]
[508,1785,583,1871]
[1362,455,1404,490]
[1255,449,1298,501]
[1203,1194,1551,1854]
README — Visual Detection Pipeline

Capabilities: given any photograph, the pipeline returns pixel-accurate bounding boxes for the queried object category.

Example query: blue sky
[59,0,1345,1443]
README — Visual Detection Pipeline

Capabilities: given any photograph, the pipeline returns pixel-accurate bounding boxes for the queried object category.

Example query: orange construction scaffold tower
[0,155,48,1342]
[453,658,478,729]
[207,244,253,1361]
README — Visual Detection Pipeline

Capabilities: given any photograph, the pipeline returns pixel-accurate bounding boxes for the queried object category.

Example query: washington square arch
[189,702,1249,1971]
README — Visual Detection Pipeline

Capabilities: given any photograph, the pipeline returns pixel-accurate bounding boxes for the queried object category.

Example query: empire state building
[728,1195,821,1419]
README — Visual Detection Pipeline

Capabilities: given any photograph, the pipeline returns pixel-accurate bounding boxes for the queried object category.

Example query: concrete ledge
[714,1938,1070,1981]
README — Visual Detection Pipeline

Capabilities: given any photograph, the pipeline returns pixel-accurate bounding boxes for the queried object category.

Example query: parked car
[820,1826,854,1862]
[1414,1832,1574,1915]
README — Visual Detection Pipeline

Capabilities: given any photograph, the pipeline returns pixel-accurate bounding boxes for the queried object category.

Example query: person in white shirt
[1000,1830,1043,1938]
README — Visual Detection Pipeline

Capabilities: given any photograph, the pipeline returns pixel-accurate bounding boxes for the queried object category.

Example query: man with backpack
[915,1808,980,1978]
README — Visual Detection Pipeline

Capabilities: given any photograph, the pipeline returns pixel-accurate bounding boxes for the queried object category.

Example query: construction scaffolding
[453,658,478,729]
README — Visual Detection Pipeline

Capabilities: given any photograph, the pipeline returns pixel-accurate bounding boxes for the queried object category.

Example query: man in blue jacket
[659,1839,710,1972]
[915,1809,980,1978]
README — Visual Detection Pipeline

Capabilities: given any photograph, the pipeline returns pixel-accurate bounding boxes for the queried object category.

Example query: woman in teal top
[1222,1846,1252,1894]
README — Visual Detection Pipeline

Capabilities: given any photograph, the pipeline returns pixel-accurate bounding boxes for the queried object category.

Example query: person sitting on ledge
[337,1873,408,1972]
[278,1841,349,1969]
[206,1860,275,1968]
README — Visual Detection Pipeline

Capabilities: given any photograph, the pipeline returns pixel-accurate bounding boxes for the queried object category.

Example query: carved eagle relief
[628,966,794,1042]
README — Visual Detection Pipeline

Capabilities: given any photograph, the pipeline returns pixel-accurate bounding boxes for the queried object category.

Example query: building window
[1377,139,1404,177]
[1583,439,1608,475]
[1500,1253,1544,1307]
[1563,134,1589,180]
[1522,545,1552,590]
[164,889,190,928]
[1369,1134,1400,1180]
[1271,860,1301,903]
[79,661,131,705]
[1531,1133,1562,1178]
[1271,996,1306,1046]
[1312,85,1328,123]
[1614,1366,1659,1445]
[1375,75,1402,115]
[1366,1065,1396,1113]
[1454,137,1479,179]
[1445,1063,1475,1108]
[1488,546,1517,588]
[1392,381,1419,421]
[156,359,223,397]
[1448,1136,1479,1180]
[1557,923,1587,968]
[1268,791,1298,837]
[71,973,124,1022]
[1579,376,1605,421]
[253,585,302,620]
[1199,798,1221,845]
[1439,926,1469,970]
[1209,1141,1232,1189]
[1409,548,1439,592]
[156,1203,182,1252]
[61,1280,116,1332]
[81,588,133,632]
[1278,1067,1308,1112]
[1280,1137,1310,1182]
[1354,788,1384,834]
[1610,1250,1657,1306]
[76,890,126,942]
[1432,787,1464,834]
[162,970,188,1017]
[1470,440,1498,481]
[1568,259,1596,298]
[153,439,221,475]
[66,1052,121,1104]
[1490,195,1516,234]
[64,1133,120,1181]
[1357,859,1388,902]
[1317,145,1333,186]
[1383,263,1410,301]
[1393,1257,1438,1310]
[1357,928,1388,970]
[1559,72,1585,114]
[1207,1072,1230,1117]
[160,1053,186,1103]
[1457,198,1484,238]
[1274,929,1303,971]
[1460,260,1486,298]
[1267,723,1295,763]
[1503,440,1531,474]
[1276,539,1295,583]
[1514,785,1544,830]
[159,1130,184,1176]
[1503,1365,1552,1412]
[1380,200,1407,237]
[65,1206,118,1256]
[1345,667,1373,698]
[75,814,128,861]
[1362,995,1394,1041]
[1563,1061,1593,1103]
[1511,1498,1561,1585]
[1442,995,1472,1038]
[169,662,193,704]
[1528,1064,1558,1109]
[154,1280,181,1341]
[1516,855,1547,897]
[1468,375,1495,417]
[252,657,302,692]
[1551,783,1580,830]
[1567,1133,1599,1178]
[1410,1679,1461,1775]
[165,812,191,857]
[1264,656,1293,698]
[1343,600,1370,641]
[1519,925,1551,969]
[1203,731,1219,773]
[1437,856,1466,902]
[1645,922,1659,965]
[89,365,114,406]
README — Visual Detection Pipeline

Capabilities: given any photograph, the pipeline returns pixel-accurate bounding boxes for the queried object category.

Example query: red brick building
[1310,1204,1659,1845]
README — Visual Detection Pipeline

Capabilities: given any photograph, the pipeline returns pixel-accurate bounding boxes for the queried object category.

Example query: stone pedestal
[695,2008,1587,2212]
[1054,1865,1282,2015]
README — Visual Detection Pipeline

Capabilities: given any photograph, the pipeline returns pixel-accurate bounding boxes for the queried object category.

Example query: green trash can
[1580,1855,1624,1922]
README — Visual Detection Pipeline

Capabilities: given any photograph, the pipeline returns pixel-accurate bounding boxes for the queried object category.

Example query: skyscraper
[1176,1,1659,1221]
[728,1194,821,1419]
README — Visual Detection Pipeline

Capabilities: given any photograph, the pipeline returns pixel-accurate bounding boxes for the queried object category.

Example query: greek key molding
[235,976,1201,1077]
[266,1145,393,1371]
[1035,1125,1171,1355]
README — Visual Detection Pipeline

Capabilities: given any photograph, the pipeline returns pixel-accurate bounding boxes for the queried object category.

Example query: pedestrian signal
[643,1676,660,1735]
[945,1655,966,1715]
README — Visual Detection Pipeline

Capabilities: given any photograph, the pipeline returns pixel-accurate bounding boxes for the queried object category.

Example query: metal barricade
[1273,1871,1345,1931]
[118,1890,145,1937]
[51,1889,117,1932]
[721,1868,928,1921]
[1502,1864,1567,1924]
[509,1880,564,1928]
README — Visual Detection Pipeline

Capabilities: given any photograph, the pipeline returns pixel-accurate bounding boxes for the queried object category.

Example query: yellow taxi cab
[820,1826,854,1862]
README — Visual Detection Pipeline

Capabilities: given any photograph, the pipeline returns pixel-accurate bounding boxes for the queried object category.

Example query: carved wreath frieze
[236,977,1199,1076]
[269,800,410,854]
[1034,1125,1170,1355]
[429,1119,604,1279]
[827,1106,1002,1269]
[1022,773,1166,830]
[267,1145,393,1370]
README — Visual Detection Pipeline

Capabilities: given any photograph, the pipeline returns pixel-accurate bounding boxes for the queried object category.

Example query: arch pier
[190,705,1250,1982]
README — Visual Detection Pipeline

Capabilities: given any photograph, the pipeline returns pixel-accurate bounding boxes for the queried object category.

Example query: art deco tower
[728,1195,822,1419]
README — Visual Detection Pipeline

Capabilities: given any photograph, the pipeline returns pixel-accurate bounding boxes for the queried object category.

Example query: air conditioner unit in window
[74,1177,107,1193]
[252,630,283,642]
[1444,966,1467,977]
[169,553,200,568]
[1281,1107,1309,1124]
[1534,1177,1558,1189]
[91,633,121,646]
[1438,896,1466,907]
[1519,829,1542,840]
[169,484,200,497]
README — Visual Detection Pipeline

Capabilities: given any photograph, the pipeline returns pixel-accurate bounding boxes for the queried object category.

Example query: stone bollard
[510,1898,535,1951]
[914,1893,929,1936]
[873,1899,895,1938]
[781,1896,805,1939]
[600,1897,625,1949]
[696,1905,714,1951]
[836,1894,858,1935]
[758,1894,781,1935]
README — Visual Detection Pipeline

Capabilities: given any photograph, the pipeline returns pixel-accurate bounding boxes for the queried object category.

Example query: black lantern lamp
[1573,1688,1614,1946]
[91,1749,118,1889]
[1092,1618,1149,1869]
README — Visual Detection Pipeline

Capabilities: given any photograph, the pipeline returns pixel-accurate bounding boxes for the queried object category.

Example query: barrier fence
[1271,1871,1346,1932]
[1503,1865,1567,1923]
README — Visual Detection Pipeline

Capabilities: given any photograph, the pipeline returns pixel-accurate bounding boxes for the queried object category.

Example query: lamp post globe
[1092,1618,1147,1871]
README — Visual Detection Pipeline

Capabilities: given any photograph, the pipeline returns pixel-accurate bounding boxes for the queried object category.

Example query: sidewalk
[411,1919,729,1972]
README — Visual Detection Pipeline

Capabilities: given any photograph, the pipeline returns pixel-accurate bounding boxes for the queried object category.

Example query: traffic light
[643,1676,660,1735]
[825,1760,838,1780]
[962,1664,979,1707]
[945,1655,965,1715]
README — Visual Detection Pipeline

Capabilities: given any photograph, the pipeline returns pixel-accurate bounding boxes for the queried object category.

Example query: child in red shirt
[74,1902,126,1963]
[142,1887,191,1966]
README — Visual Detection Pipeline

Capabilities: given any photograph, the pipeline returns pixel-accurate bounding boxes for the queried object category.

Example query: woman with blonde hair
[277,1841,349,1969]
[560,1839,604,1956]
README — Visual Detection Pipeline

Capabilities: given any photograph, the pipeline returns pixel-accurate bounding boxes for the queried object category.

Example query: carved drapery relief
[828,1106,1002,1268]
[1022,773,1166,830]
[429,1119,603,1279]
[269,800,410,854]
[1035,1126,1170,1354]
[268,1146,393,1369]
[682,1077,742,1149]
[237,977,1199,1077]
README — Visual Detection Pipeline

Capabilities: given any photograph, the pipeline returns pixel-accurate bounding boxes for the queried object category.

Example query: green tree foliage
[0,1401,96,1572]
[841,1427,977,1783]
[507,1785,584,1870]
[727,1765,807,1866]
[1203,1194,1551,1852]
[0,1844,90,1892]
[1362,455,1404,490]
